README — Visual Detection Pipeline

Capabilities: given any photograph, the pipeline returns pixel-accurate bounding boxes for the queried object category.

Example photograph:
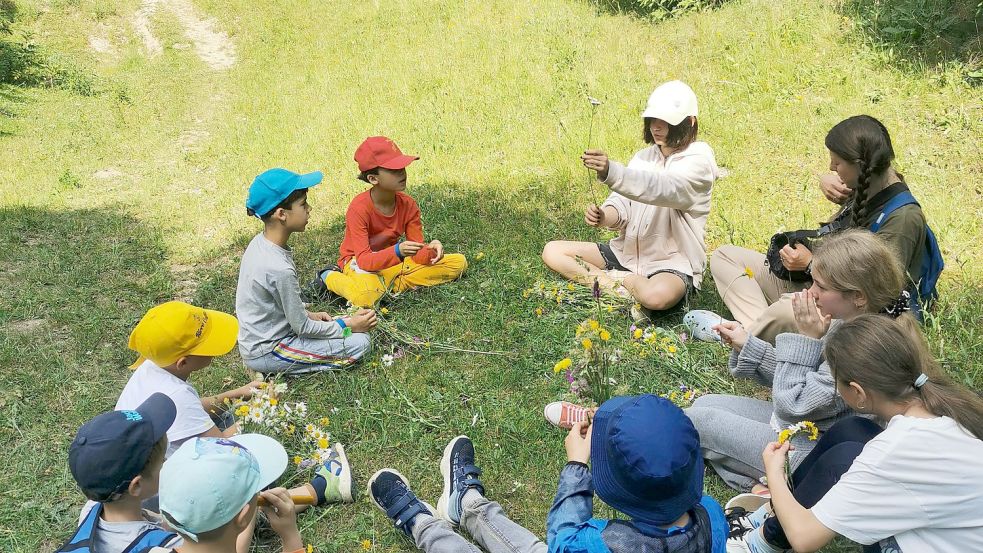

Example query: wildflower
[235,405,249,417]
[361,539,372,550]
[287,424,296,435]
[475,251,485,261]
[589,319,600,330]
[318,437,329,449]
[667,345,678,354]
[778,429,792,444]
[535,307,543,317]
[592,279,601,299]
[679,331,688,342]
[522,289,531,298]
[269,398,278,406]
[582,338,593,350]
[380,307,390,315]
[294,456,303,465]
[633,328,643,339]
[588,95,602,106]
[381,354,394,367]
[599,329,611,341]
[565,371,575,383]
[320,416,330,426]
[553,358,572,373]
[566,282,576,291]
[307,545,314,553]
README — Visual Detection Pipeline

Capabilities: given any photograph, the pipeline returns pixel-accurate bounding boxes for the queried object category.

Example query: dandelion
[307,545,314,553]
[667,345,678,354]
[632,328,643,339]
[361,539,372,550]
[269,398,278,406]
[475,251,485,261]
[777,421,820,444]
[535,307,543,317]
[553,358,572,373]
[320,417,330,426]
[582,338,593,350]
[566,282,576,291]
[599,329,611,341]
[294,456,303,465]
[588,319,600,330]
[318,437,329,449]
[744,267,754,279]
[287,424,296,435]
[380,307,390,315]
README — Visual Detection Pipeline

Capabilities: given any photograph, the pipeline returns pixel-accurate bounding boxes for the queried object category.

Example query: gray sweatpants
[411,495,546,553]
[686,394,812,492]
[243,332,371,375]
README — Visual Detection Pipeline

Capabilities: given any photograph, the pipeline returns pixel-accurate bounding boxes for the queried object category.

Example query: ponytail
[825,314,983,440]
[824,115,895,225]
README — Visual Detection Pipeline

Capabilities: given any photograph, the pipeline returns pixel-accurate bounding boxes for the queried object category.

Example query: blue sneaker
[437,435,485,527]
[367,469,434,536]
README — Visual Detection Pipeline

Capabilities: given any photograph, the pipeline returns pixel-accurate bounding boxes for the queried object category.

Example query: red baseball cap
[354,136,419,172]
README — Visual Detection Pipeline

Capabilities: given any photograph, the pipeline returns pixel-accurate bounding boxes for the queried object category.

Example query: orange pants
[324,254,468,307]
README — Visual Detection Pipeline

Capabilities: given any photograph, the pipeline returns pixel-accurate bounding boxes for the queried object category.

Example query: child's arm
[346,203,405,272]
[404,199,441,264]
[200,380,264,418]
[258,488,304,553]
[602,150,715,210]
[771,332,842,422]
[546,423,596,545]
[274,271,346,339]
[764,442,837,552]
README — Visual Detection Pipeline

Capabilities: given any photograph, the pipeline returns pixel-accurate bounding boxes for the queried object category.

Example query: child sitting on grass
[119,301,353,508]
[59,393,181,553]
[367,395,728,553]
[311,136,467,308]
[542,80,718,321]
[156,434,308,553]
[237,168,376,374]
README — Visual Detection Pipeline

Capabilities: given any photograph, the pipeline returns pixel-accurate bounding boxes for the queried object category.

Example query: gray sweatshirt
[235,233,343,360]
[728,321,855,432]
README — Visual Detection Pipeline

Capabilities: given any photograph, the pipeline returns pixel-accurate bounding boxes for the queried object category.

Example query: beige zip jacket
[599,141,718,288]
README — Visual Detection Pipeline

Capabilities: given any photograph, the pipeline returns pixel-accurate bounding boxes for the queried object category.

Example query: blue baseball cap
[69,393,176,501]
[245,168,323,218]
[590,394,704,525]
[159,434,287,541]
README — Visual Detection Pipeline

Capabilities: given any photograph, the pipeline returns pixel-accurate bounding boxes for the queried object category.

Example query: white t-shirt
[77,501,183,552]
[812,415,983,552]
[116,360,214,457]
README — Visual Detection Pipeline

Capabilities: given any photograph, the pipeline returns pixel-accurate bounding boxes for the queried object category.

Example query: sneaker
[367,469,434,536]
[437,435,485,527]
[301,266,338,303]
[683,309,726,342]
[726,526,789,553]
[543,401,591,430]
[725,492,771,514]
[313,442,354,504]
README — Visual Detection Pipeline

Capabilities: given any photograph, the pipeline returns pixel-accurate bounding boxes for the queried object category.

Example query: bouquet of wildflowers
[661,384,704,408]
[554,316,616,405]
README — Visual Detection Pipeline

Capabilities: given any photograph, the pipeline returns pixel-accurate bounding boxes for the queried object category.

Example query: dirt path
[131,0,236,70]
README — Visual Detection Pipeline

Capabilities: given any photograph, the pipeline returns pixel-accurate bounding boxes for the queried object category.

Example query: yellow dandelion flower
[320,417,330,426]
[380,307,390,315]
[269,398,278,406]
[287,424,296,435]
[599,329,611,341]
[235,405,249,416]
[307,545,314,553]
[361,539,372,550]
[553,358,572,373]
[582,338,593,350]
[535,307,543,317]
[589,319,600,330]
[633,328,643,339]
[522,289,531,298]
[294,456,303,465]
[778,429,792,445]
[318,437,329,449]
[667,345,678,354]
[475,252,485,261]
[566,283,576,291]
[744,267,754,279]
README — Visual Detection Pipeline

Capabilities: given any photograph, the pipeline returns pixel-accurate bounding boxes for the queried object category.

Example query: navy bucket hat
[590,394,703,525]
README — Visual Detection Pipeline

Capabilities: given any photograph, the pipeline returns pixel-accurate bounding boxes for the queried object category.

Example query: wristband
[394,242,403,259]
[336,319,353,337]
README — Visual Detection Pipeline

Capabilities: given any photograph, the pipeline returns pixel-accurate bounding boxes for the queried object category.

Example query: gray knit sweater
[727,320,855,433]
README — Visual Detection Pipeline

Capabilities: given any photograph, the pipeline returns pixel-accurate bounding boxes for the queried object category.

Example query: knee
[347,333,372,360]
[824,416,881,443]
[440,253,468,276]
[636,289,679,311]
[709,245,739,273]
[541,241,564,265]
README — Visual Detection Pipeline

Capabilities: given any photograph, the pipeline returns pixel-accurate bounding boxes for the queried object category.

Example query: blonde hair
[825,314,983,440]
[811,229,905,313]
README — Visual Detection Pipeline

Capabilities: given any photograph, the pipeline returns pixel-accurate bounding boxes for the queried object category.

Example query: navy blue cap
[590,394,704,525]
[246,168,322,218]
[69,393,176,501]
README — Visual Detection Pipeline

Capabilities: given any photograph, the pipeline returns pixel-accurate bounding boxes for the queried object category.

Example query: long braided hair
[824,115,895,225]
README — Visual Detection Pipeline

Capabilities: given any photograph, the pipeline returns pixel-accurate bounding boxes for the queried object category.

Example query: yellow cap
[128,301,239,369]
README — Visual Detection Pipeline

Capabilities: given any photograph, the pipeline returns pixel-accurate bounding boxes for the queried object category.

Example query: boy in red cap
[313,137,467,307]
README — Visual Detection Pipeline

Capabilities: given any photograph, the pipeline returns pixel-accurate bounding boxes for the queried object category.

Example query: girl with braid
[695,115,931,344]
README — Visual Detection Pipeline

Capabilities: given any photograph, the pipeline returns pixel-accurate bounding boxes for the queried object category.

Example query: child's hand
[398,241,426,258]
[762,441,792,477]
[564,421,592,464]
[259,488,303,551]
[584,204,604,227]
[819,173,851,205]
[581,149,610,180]
[347,309,378,333]
[428,240,444,263]
[233,379,266,399]
[308,311,334,322]
[792,290,831,339]
[779,243,812,271]
[715,321,748,352]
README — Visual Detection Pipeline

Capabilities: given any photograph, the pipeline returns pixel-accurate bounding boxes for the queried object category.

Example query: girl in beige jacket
[542,80,719,316]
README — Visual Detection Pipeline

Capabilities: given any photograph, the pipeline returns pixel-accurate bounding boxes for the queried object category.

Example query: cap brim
[188,309,239,358]
[296,170,323,189]
[378,155,419,170]
[641,107,687,126]
[230,434,288,489]
[136,392,178,441]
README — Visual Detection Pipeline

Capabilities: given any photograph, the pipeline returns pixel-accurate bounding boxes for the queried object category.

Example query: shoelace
[561,404,588,426]
[725,507,755,539]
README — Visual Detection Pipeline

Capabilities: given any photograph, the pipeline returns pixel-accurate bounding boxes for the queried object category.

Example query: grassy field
[1,0,981,551]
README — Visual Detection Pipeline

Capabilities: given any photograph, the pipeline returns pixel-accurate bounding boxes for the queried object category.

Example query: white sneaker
[683,309,727,342]
[726,527,789,553]
[543,401,591,430]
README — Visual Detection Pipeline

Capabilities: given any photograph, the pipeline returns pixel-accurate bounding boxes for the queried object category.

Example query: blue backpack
[869,190,944,306]
[56,503,178,553]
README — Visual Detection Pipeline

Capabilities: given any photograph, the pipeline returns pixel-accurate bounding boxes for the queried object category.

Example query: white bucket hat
[641,80,698,126]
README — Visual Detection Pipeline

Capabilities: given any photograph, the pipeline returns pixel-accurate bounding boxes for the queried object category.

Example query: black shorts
[596,242,695,294]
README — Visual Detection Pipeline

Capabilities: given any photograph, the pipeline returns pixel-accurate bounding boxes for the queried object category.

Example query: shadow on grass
[843,0,983,81]
[0,205,176,550]
[585,0,731,21]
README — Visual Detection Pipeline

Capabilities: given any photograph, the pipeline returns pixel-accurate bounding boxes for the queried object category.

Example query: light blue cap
[246,168,323,218]
[159,434,287,541]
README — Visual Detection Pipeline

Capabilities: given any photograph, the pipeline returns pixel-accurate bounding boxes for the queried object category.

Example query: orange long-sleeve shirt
[337,190,433,272]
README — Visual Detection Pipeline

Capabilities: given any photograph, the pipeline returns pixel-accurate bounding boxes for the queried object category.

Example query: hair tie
[913,373,929,389]
[883,290,911,318]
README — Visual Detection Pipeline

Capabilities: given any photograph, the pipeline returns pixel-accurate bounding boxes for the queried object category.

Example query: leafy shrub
[595,0,730,21]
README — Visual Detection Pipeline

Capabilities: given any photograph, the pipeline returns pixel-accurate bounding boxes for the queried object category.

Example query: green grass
[1,0,981,551]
